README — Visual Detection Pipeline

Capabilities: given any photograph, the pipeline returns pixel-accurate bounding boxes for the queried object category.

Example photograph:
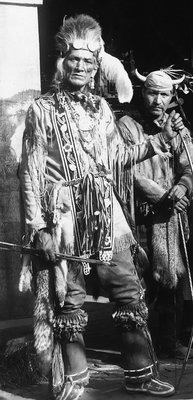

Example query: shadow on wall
[0,89,40,321]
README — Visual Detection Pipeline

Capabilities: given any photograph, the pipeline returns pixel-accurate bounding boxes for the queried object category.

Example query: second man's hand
[162,110,185,142]
[168,184,189,212]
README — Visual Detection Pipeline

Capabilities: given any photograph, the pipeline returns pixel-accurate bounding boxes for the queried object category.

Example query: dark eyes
[69,58,93,64]
[148,92,170,98]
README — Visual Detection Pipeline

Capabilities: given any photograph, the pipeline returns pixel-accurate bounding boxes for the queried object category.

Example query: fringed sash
[50,94,113,262]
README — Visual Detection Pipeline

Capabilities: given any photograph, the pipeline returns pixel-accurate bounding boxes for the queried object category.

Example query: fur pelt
[151,212,185,288]
[28,182,75,375]
[49,182,75,307]
[33,268,54,376]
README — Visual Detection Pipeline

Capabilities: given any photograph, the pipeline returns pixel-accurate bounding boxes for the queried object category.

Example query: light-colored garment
[19,91,170,257]
[119,113,193,203]
[119,111,193,290]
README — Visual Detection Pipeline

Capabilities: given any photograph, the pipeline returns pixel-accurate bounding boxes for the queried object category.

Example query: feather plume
[100,51,133,103]
[161,65,185,79]
[55,14,102,55]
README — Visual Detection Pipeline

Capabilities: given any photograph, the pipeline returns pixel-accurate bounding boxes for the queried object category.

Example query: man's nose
[154,93,162,104]
[76,60,85,70]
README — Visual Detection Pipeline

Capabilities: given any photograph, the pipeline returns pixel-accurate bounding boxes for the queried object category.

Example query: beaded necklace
[57,90,103,161]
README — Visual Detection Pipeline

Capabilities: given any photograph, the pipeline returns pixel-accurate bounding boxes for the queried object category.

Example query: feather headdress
[55,14,133,103]
[55,14,102,56]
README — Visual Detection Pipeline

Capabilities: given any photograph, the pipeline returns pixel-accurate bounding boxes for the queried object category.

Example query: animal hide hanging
[33,268,54,376]
[48,182,75,307]
[151,212,185,288]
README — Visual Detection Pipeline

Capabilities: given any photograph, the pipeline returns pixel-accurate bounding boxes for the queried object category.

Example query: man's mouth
[72,74,85,79]
[152,107,162,111]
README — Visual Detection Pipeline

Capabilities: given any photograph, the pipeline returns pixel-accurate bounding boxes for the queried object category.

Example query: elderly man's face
[62,49,97,90]
[142,88,173,118]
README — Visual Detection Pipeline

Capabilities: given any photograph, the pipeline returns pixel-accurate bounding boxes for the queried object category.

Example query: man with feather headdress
[19,15,177,399]
[119,68,193,359]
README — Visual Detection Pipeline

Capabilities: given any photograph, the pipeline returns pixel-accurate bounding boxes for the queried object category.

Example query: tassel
[19,265,33,293]
[52,341,65,396]
[54,260,68,308]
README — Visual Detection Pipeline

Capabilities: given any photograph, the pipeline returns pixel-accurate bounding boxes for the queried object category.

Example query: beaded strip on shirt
[61,92,113,263]
[58,91,103,162]
[53,93,114,264]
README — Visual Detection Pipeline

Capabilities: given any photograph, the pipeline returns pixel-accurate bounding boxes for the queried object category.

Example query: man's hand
[168,184,189,212]
[162,110,185,142]
[33,228,56,263]
[171,111,185,132]
[173,196,190,212]
[168,184,187,202]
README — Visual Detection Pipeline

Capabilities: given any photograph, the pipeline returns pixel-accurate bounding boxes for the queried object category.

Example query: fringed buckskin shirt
[119,110,193,206]
[118,109,193,289]
[19,90,172,260]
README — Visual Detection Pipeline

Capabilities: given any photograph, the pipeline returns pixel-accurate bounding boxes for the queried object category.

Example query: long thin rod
[178,215,193,299]
[176,214,193,391]
[0,241,116,266]
[178,131,193,175]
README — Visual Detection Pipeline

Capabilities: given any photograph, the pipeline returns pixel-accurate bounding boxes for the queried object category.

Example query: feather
[161,65,185,78]
[100,51,133,103]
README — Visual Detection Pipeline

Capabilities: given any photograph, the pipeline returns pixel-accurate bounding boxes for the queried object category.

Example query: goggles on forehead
[72,39,100,53]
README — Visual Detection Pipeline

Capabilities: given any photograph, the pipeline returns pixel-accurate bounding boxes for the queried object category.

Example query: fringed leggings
[52,248,158,393]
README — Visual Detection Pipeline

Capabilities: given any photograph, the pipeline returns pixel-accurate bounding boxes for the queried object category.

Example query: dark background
[38,0,193,124]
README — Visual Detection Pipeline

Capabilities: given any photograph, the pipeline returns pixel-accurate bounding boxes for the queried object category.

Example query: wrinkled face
[62,49,97,90]
[142,88,173,118]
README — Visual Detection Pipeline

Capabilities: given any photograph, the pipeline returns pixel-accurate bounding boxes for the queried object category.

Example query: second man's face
[62,49,97,91]
[142,88,173,118]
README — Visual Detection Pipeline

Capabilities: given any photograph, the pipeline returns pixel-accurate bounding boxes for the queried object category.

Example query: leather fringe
[112,300,148,330]
[53,309,88,341]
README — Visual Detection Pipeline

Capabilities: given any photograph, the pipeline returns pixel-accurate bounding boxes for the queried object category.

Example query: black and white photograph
[0,1,193,399]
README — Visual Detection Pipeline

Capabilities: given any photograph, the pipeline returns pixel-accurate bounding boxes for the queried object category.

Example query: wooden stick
[0,241,116,266]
